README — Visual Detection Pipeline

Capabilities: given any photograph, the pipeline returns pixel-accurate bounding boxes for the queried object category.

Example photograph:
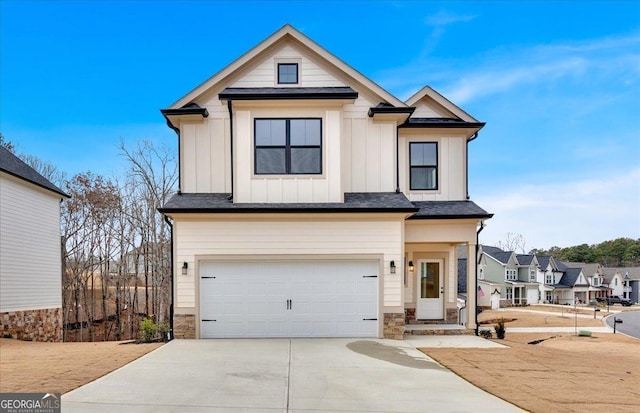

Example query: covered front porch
[403,218,485,332]
[541,285,573,305]
[504,281,539,306]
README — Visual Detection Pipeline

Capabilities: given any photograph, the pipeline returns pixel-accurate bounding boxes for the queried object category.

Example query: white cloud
[425,10,477,27]
[476,168,640,249]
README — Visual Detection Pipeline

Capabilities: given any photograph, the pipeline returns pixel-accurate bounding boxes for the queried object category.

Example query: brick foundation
[1,307,62,342]
[383,313,405,339]
[173,314,196,339]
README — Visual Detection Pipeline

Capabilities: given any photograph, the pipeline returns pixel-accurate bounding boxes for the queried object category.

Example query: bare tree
[496,232,527,253]
[119,140,177,327]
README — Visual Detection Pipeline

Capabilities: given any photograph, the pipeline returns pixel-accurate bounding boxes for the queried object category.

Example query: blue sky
[1,0,639,249]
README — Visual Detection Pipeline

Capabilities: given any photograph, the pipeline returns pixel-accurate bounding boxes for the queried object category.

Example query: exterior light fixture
[182,262,188,275]
[390,260,396,274]
[408,261,414,272]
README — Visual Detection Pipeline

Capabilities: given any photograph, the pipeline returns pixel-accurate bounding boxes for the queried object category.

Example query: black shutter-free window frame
[254,118,322,175]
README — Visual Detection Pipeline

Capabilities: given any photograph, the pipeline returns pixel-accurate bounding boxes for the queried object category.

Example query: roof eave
[407,213,494,220]
[0,169,70,199]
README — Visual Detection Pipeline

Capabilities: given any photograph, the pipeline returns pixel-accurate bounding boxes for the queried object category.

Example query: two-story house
[0,146,69,341]
[158,25,492,339]
[477,246,538,306]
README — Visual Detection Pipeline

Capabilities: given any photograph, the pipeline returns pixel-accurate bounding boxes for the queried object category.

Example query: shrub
[494,318,506,339]
[479,329,493,339]
[140,317,158,342]
[158,321,170,341]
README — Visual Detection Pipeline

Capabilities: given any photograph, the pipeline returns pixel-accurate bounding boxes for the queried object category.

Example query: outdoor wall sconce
[408,261,414,272]
[182,262,188,275]
[390,260,396,274]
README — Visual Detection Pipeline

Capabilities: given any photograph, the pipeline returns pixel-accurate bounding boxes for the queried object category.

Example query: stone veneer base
[1,307,62,342]
[173,314,196,339]
[383,313,405,339]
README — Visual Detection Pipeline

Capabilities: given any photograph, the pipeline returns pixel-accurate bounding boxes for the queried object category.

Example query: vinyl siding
[0,173,62,312]
[173,217,404,309]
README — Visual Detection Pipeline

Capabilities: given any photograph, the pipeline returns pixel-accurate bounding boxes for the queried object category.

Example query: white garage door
[199,260,379,338]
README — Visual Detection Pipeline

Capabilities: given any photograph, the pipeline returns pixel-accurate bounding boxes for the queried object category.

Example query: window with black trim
[410,142,438,190]
[255,118,321,175]
[277,63,298,84]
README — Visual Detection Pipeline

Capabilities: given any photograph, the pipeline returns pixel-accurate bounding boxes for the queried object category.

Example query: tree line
[529,238,640,267]
[2,135,176,341]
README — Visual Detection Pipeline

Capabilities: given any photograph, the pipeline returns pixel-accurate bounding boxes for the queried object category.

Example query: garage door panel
[200,260,378,338]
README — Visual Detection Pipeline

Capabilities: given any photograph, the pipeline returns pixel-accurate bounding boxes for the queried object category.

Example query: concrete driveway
[62,338,522,412]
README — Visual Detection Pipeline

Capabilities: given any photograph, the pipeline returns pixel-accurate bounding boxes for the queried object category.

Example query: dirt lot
[478,308,606,328]
[422,332,640,413]
[0,339,162,394]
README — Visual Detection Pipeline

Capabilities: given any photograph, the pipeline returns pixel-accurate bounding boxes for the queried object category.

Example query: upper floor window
[278,63,298,84]
[545,273,553,285]
[410,142,438,190]
[505,269,517,281]
[479,268,484,280]
[592,277,600,286]
[529,269,536,282]
[255,118,321,175]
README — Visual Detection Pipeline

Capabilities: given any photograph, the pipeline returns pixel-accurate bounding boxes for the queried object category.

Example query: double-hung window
[410,142,438,190]
[255,118,322,175]
[505,269,517,281]
[545,273,553,285]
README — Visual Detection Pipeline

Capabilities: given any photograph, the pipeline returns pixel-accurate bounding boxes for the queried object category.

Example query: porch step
[407,319,450,325]
[404,324,475,336]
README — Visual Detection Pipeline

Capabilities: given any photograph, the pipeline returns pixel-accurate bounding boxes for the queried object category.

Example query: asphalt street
[606,310,640,338]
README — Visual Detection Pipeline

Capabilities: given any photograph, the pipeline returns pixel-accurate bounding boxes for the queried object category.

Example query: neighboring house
[477,246,538,306]
[0,146,69,341]
[566,262,610,301]
[158,25,492,339]
[602,267,640,301]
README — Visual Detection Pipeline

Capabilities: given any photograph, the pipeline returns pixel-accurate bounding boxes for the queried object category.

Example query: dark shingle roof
[219,87,358,100]
[560,268,586,287]
[0,146,69,198]
[408,200,492,220]
[458,258,467,294]
[159,192,417,213]
[487,250,514,264]
[399,117,485,129]
[537,256,552,269]
[517,254,535,265]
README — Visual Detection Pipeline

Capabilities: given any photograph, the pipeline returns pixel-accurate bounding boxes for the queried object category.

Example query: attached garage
[199,260,379,338]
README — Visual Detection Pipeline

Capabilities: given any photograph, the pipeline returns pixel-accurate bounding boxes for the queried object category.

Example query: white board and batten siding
[173,218,404,312]
[0,173,63,312]
[398,133,467,201]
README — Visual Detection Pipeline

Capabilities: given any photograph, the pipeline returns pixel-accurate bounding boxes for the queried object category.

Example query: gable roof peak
[169,23,406,109]
[404,85,479,123]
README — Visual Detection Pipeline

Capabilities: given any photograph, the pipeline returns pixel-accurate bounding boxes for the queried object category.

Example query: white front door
[416,259,443,319]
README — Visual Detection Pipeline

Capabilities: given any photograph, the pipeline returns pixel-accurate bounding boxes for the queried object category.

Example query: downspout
[395,124,400,193]
[226,100,234,201]
[164,215,174,341]
[466,132,478,200]
[458,300,467,326]
[475,221,485,336]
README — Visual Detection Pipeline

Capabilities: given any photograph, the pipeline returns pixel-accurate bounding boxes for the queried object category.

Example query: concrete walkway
[62,338,521,412]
